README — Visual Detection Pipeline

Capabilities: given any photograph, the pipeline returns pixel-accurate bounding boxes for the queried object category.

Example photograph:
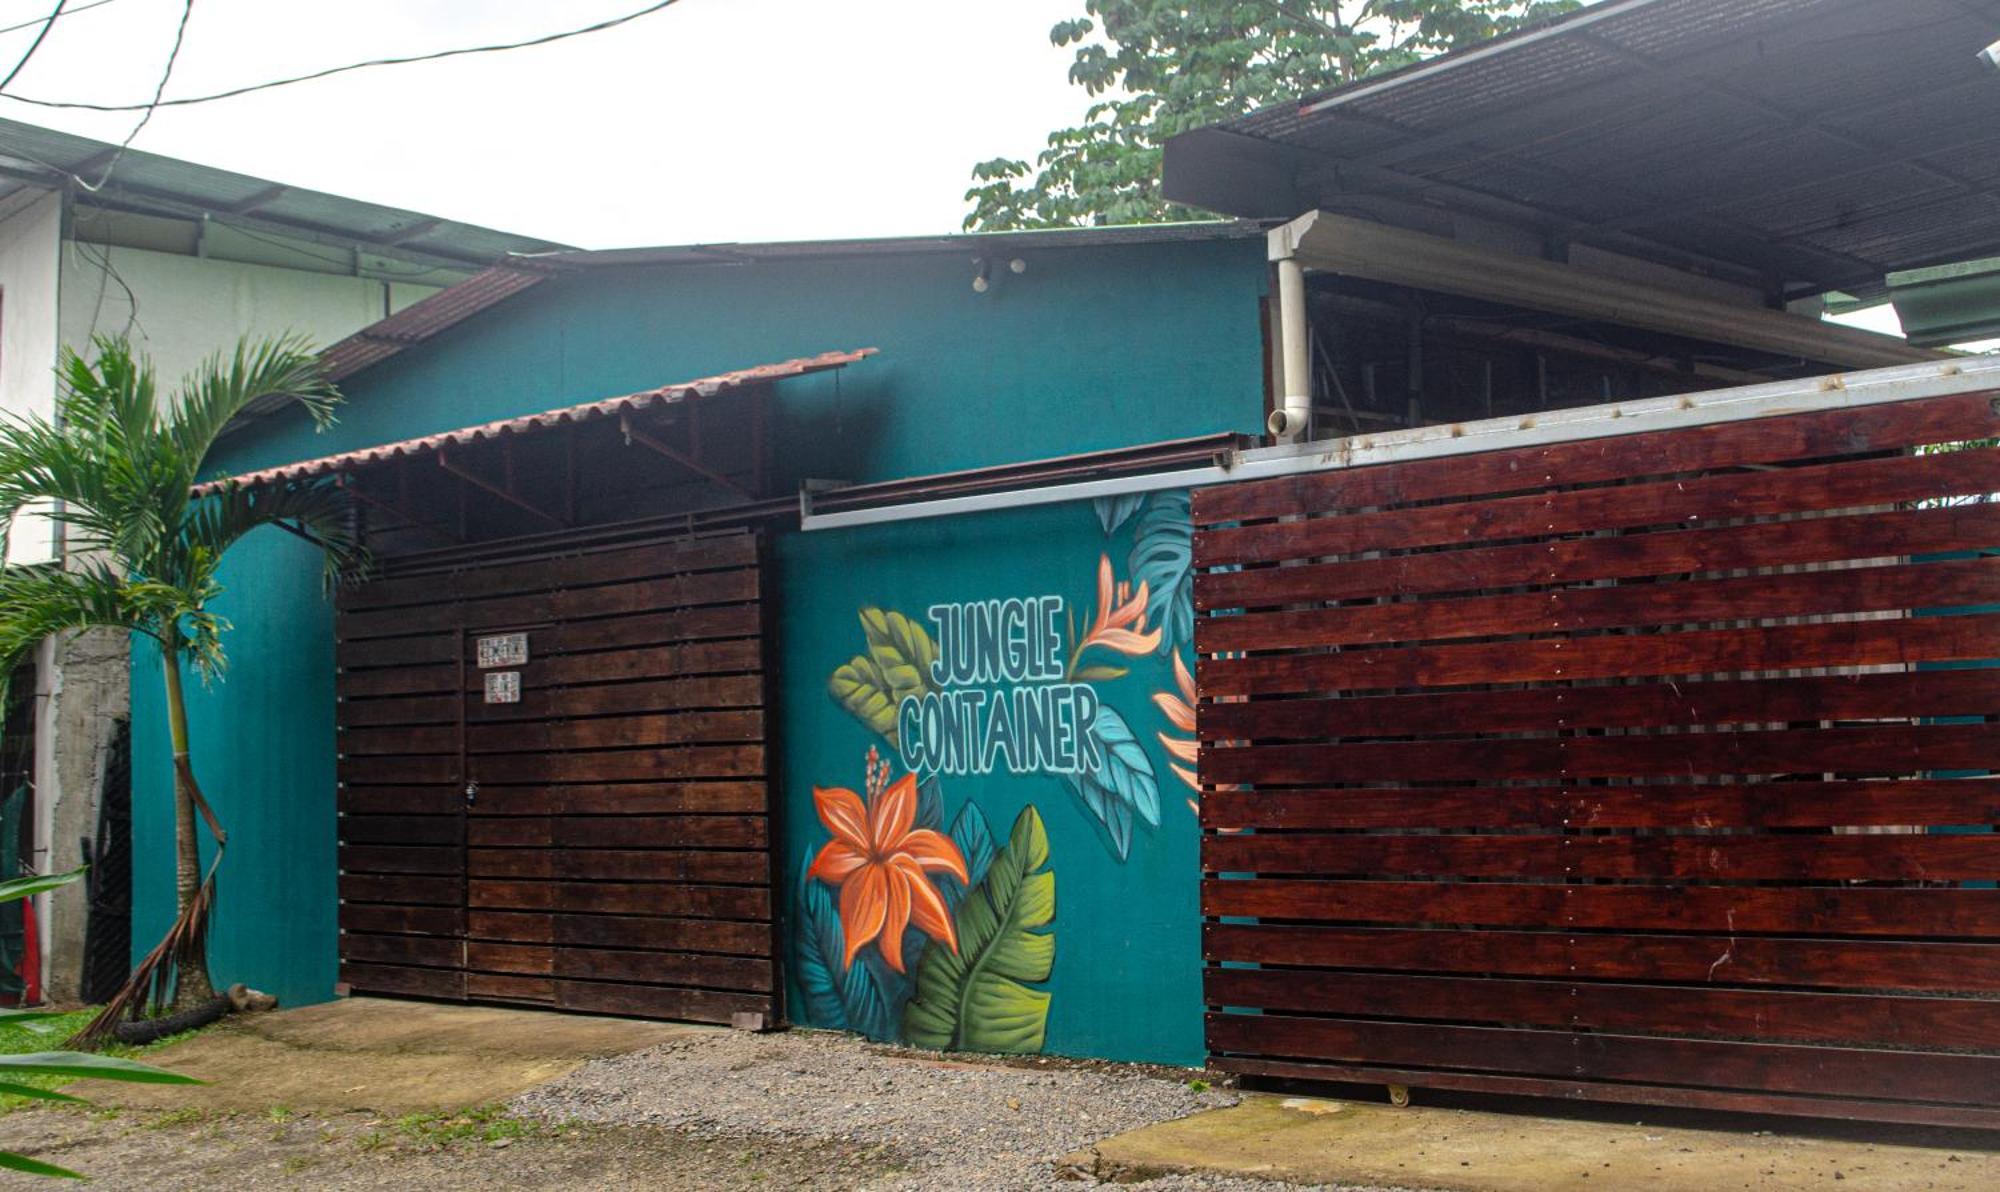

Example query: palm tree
[0,335,361,1037]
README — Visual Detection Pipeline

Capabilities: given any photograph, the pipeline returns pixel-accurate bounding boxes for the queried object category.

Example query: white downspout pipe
[1269,223,1312,442]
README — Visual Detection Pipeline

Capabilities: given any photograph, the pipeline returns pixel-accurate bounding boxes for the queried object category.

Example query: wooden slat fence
[334,530,775,1025]
[1192,391,2000,1126]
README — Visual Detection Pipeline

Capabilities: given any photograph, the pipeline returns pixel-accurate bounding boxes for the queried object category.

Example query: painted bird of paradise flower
[1067,553,1162,680]
[807,747,970,973]
[1152,650,1199,810]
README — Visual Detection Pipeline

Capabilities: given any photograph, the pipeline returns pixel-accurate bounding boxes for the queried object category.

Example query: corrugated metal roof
[1164,0,2000,300]
[551,220,1264,268]
[0,117,567,266]
[320,264,554,382]
[199,349,875,494]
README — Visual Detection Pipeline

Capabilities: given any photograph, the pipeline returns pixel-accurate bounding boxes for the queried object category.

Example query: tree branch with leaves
[964,0,1580,230]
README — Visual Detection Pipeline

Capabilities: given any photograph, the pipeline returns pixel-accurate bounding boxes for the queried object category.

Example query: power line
[0,0,682,113]
[0,0,117,37]
[0,0,68,94]
[82,0,193,191]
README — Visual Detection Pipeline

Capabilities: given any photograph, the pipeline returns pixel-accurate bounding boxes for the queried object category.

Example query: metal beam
[339,476,462,544]
[1273,211,1938,370]
[803,356,2000,532]
[618,412,755,500]
[226,184,290,215]
[435,449,567,529]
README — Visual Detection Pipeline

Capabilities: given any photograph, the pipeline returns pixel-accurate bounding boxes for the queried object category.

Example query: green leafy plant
[0,869,203,1178]
[966,0,1581,229]
[0,336,362,1041]
[903,806,1056,1053]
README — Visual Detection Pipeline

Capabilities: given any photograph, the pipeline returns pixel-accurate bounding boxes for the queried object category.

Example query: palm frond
[185,480,369,593]
[171,335,339,482]
[0,563,167,663]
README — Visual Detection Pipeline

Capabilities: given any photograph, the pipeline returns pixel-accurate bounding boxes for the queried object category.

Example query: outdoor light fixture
[972,257,991,293]
[1982,38,2000,70]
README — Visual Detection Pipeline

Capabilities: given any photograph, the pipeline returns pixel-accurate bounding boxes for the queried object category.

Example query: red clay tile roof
[197,348,876,494]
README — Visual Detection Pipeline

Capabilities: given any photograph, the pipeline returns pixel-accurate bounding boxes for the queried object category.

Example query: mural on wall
[799,489,1197,1054]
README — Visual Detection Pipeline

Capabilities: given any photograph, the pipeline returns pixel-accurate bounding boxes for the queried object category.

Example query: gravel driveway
[0,1026,1364,1189]
[511,1027,1341,1189]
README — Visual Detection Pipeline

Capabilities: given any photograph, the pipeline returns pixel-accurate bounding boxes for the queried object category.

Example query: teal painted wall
[129,527,340,1011]
[130,236,1265,1057]
[777,491,1204,1065]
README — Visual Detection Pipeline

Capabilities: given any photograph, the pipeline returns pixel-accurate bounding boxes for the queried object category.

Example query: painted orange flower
[807,749,969,973]
[1152,650,1199,798]
[1077,554,1161,660]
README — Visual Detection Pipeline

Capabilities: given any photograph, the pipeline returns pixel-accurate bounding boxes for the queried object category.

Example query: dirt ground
[7,998,1998,1190]
[0,1108,903,1189]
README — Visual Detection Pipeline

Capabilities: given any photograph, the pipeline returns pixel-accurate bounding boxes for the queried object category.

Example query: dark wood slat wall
[1191,393,2000,1128]
[334,531,774,1025]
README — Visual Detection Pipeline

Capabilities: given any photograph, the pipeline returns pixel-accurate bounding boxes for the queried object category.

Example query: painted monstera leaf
[794,863,898,1041]
[1061,703,1160,862]
[1094,492,1145,537]
[828,607,940,744]
[1129,491,1194,656]
[903,805,1055,1054]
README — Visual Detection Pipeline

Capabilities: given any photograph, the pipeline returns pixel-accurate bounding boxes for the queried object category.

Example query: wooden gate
[332,530,775,1025]
[1193,392,2000,1126]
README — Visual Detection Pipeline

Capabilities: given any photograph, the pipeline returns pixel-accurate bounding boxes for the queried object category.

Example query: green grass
[0,1006,208,1113]
[389,1104,533,1148]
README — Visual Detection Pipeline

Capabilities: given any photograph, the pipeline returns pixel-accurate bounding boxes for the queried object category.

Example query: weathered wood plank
[1203,924,2000,993]
[1200,879,2000,937]
[1195,504,2000,611]
[1199,778,2000,830]
[1204,969,2000,1050]
[1190,392,2000,526]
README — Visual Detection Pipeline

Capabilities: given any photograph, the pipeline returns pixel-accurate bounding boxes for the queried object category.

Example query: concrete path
[92,996,699,1115]
[1066,1093,2000,1191]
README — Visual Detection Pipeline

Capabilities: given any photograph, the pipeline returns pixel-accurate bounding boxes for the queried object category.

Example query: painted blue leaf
[1130,490,1194,656]
[939,801,997,914]
[1095,493,1146,537]
[1063,769,1133,861]
[794,863,899,1041]
[1058,703,1159,861]
[916,774,945,833]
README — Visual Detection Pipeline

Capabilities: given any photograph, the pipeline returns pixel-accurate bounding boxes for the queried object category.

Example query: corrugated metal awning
[197,349,875,495]
[1164,0,2000,301]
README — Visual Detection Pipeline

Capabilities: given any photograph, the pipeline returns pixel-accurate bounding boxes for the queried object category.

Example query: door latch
[464,781,479,806]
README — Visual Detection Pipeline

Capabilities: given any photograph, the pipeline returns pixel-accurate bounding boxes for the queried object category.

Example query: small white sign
[484,671,521,704]
[477,632,529,669]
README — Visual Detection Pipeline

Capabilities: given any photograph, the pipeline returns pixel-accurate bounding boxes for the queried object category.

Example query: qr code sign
[476,632,529,669]
[484,671,521,704]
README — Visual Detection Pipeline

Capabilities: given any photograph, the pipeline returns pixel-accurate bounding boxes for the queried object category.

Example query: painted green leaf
[903,805,1055,1054]
[1070,664,1128,683]
[860,608,937,707]
[829,653,898,742]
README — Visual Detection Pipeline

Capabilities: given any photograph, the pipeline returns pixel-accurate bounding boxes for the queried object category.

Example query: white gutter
[800,356,2000,532]
[1268,220,1312,441]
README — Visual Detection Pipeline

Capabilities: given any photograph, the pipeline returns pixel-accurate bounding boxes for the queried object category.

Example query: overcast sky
[0,0,1086,248]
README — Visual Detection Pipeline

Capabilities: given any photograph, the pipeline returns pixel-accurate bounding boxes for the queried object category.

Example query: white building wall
[59,243,441,390]
[38,238,442,1001]
[0,190,64,565]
